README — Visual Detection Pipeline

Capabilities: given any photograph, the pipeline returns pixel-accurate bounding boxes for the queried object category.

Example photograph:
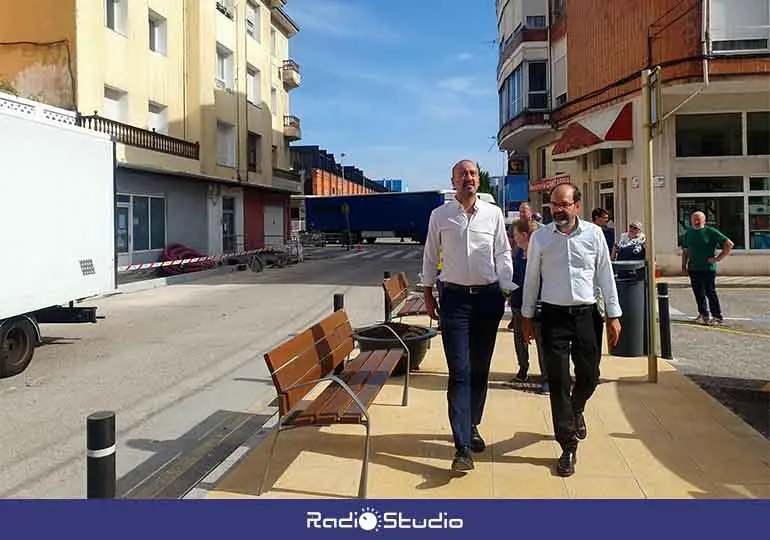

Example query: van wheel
[0,318,36,378]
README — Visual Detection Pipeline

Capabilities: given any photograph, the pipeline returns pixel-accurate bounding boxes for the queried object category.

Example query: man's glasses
[550,201,575,209]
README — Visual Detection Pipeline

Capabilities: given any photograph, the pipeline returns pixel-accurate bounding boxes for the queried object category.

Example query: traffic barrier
[86,411,116,498]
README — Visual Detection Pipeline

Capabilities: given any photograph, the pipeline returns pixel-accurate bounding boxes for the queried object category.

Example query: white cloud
[437,76,491,96]
[287,0,399,42]
[454,52,475,61]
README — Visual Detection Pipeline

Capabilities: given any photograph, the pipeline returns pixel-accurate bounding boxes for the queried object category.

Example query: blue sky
[285,0,504,191]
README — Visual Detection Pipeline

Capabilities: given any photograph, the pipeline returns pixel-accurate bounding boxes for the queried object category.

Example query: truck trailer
[300,190,496,245]
[0,93,116,377]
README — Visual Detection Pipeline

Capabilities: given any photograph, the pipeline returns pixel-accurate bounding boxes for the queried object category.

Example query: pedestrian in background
[509,219,548,393]
[612,221,646,261]
[681,211,734,325]
[521,183,622,477]
[422,159,513,472]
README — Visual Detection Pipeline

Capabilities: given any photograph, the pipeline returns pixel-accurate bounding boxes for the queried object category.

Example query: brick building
[497,0,770,274]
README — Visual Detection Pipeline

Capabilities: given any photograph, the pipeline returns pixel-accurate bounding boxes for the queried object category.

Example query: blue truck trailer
[302,191,450,244]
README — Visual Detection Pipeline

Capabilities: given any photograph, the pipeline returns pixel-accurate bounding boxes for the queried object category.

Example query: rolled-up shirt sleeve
[421,210,440,287]
[494,209,514,290]
[595,228,622,318]
[521,230,543,318]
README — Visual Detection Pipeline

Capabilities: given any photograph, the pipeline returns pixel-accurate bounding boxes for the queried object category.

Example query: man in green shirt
[680,211,734,325]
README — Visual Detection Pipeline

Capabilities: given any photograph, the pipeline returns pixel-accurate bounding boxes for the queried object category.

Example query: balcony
[77,113,200,160]
[283,115,301,141]
[273,167,301,182]
[281,60,301,89]
[269,0,286,7]
[498,109,552,154]
[498,25,548,70]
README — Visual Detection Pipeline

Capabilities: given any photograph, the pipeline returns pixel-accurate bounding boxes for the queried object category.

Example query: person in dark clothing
[508,219,547,393]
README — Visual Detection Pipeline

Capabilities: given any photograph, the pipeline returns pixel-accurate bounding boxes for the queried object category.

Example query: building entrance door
[222,196,236,254]
[116,201,131,268]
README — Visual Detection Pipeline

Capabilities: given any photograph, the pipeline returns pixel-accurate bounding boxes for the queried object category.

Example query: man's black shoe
[470,425,486,453]
[452,447,474,471]
[557,449,577,477]
[576,413,587,440]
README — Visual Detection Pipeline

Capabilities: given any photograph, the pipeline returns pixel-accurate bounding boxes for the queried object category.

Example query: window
[596,149,614,167]
[217,121,236,167]
[215,43,234,90]
[246,1,260,41]
[246,65,261,104]
[271,145,278,168]
[551,40,567,107]
[710,0,770,53]
[676,176,770,250]
[270,28,277,56]
[498,77,510,126]
[248,132,262,172]
[747,112,770,155]
[525,15,547,28]
[148,102,168,134]
[528,61,548,110]
[675,113,742,157]
[508,65,524,119]
[105,0,127,34]
[216,0,234,19]
[129,195,166,251]
[270,87,278,115]
[148,10,167,54]
[103,86,127,121]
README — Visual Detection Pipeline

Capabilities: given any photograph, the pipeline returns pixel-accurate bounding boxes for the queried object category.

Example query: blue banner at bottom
[0,499,767,539]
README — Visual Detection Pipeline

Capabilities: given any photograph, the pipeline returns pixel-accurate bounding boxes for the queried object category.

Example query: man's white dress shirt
[521,219,622,319]
[422,198,514,290]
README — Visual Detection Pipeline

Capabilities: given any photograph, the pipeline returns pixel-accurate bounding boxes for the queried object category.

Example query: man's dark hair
[592,207,609,221]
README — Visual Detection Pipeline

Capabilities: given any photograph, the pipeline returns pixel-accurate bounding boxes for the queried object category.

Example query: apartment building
[0,0,303,263]
[496,0,770,274]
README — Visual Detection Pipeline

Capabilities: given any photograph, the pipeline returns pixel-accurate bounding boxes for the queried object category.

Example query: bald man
[422,159,514,472]
[681,211,733,325]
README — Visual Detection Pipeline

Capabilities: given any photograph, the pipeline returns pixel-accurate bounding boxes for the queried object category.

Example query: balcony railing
[498,25,548,68]
[281,59,301,88]
[77,113,200,160]
[283,115,301,140]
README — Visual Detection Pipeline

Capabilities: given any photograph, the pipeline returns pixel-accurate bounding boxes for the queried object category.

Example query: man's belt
[443,282,499,295]
[541,302,596,314]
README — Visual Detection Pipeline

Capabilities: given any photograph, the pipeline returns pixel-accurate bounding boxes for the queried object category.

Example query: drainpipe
[234,0,243,183]
[659,0,710,124]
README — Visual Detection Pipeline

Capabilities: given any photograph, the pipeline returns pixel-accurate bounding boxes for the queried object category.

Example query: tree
[476,162,496,201]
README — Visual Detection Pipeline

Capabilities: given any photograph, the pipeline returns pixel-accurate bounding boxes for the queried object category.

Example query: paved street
[667,288,770,438]
[0,243,422,498]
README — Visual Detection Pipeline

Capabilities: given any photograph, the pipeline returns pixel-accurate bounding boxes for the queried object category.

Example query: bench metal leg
[358,420,371,499]
[258,424,283,496]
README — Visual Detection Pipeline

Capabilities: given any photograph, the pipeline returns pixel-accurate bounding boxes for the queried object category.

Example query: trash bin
[610,260,649,357]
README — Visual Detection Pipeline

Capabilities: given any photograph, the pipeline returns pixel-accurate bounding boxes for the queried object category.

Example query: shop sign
[529,175,571,192]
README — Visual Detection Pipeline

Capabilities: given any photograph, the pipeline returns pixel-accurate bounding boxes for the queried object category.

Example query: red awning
[552,102,633,160]
[530,175,570,192]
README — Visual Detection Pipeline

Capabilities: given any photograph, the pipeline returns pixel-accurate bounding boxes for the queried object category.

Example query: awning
[530,174,570,192]
[552,102,633,160]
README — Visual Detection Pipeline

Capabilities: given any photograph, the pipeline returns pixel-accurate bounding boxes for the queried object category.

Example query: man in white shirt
[422,159,514,472]
[521,183,622,477]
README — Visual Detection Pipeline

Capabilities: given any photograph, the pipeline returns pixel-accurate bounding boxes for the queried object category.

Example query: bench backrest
[383,272,410,319]
[264,309,355,417]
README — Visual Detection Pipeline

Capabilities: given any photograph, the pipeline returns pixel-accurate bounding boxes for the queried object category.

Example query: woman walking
[509,219,548,393]
[612,221,646,261]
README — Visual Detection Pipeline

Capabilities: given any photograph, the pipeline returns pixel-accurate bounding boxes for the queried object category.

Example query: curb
[116,265,239,295]
[662,282,769,290]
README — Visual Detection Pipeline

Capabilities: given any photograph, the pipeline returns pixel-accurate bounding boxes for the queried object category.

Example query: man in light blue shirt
[521,183,622,477]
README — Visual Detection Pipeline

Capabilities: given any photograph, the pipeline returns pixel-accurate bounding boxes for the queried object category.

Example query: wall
[0,0,77,109]
[311,169,373,196]
[116,168,209,263]
[555,0,770,125]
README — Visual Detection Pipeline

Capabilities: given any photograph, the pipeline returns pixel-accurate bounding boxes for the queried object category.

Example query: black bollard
[87,411,116,498]
[384,271,391,279]
[657,282,673,360]
[333,293,344,312]
[383,272,392,322]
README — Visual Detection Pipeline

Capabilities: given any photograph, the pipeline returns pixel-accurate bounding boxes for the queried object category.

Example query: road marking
[400,250,419,259]
[339,250,365,259]
[361,251,380,259]
[382,250,402,259]
[671,322,770,339]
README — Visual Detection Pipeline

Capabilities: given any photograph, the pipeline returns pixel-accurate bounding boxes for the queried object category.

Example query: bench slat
[314,350,394,423]
[340,348,403,422]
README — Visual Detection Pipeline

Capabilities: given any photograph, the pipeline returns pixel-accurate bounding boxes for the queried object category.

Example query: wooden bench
[383,272,433,327]
[259,308,410,499]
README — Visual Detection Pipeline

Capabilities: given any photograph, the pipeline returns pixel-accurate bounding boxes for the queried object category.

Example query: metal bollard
[656,282,673,360]
[333,293,344,312]
[384,271,391,279]
[383,272,392,322]
[87,411,116,498]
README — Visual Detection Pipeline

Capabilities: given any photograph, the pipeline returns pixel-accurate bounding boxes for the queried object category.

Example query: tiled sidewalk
[207,316,770,500]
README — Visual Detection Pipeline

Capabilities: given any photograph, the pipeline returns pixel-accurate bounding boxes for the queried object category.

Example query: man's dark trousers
[540,303,603,452]
[439,283,505,450]
[688,270,722,318]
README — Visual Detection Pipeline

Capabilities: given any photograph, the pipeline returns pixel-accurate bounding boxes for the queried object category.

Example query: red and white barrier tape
[118,248,267,273]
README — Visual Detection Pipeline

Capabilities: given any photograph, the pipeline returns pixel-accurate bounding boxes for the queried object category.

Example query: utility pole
[641,66,662,383]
